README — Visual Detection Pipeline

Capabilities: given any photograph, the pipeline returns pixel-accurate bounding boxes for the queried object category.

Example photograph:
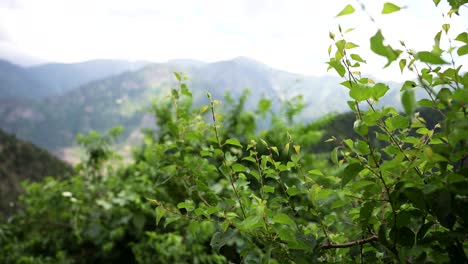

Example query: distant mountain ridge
[27,59,150,95]
[0,56,407,162]
[0,59,150,100]
[0,59,46,100]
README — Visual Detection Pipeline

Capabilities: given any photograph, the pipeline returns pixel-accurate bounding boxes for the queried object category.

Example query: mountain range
[0,57,406,162]
[0,59,150,99]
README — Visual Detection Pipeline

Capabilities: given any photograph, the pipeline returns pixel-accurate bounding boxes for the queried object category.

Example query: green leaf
[350,84,372,101]
[177,201,195,211]
[401,89,416,114]
[442,23,450,33]
[271,146,279,156]
[349,180,375,192]
[274,226,296,242]
[225,138,243,148]
[155,206,166,225]
[416,51,447,64]
[359,201,375,226]
[345,42,359,49]
[382,2,401,14]
[455,32,468,44]
[433,0,441,6]
[243,156,256,164]
[342,163,364,187]
[199,105,209,114]
[457,45,468,56]
[417,99,433,107]
[350,54,366,63]
[336,4,355,17]
[372,83,390,100]
[173,72,182,81]
[308,169,323,176]
[370,30,401,66]
[331,147,339,165]
[262,185,275,193]
[287,186,306,196]
[273,213,296,227]
[399,59,407,73]
[417,221,434,242]
[232,163,247,173]
[210,229,235,252]
[434,30,442,46]
[164,215,180,228]
[386,115,409,130]
[327,60,346,77]
[258,98,272,113]
[353,120,368,136]
[240,215,264,230]
[180,83,192,98]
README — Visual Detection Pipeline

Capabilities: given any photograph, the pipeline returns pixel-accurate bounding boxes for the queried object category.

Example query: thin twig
[321,235,378,249]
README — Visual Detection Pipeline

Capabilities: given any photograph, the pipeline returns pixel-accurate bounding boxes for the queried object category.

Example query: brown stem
[321,235,378,249]
[209,99,247,219]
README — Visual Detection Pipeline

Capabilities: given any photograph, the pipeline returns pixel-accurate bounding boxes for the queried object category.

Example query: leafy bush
[1,0,467,263]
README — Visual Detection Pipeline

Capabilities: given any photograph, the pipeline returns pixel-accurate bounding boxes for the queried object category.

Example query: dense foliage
[1,0,467,263]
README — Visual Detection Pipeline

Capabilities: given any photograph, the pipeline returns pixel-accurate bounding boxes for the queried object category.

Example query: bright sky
[0,0,467,81]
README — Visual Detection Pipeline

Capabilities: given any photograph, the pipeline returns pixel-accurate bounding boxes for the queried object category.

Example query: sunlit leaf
[399,59,407,73]
[336,4,355,17]
[258,98,272,113]
[349,84,372,101]
[416,51,447,64]
[372,83,390,100]
[345,42,359,49]
[262,185,275,193]
[271,146,279,156]
[350,54,366,63]
[331,147,339,165]
[353,120,368,136]
[401,89,415,115]
[199,105,209,114]
[328,60,346,76]
[442,23,450,33]
[370,30,401,66]
[457,45,468,56]
[225,138,243,148]
[382,2,401,14]
[155,206,166,225]
[455,32,468,44]
[173,72,181,81]
[177,201,195,211]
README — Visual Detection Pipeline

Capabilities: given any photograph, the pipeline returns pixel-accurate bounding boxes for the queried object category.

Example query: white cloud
[0,0,466,81]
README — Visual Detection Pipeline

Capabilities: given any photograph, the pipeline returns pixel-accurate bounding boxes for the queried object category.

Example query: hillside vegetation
[0,57,407,159]
[0,129,72,217]
[0,1,467,263]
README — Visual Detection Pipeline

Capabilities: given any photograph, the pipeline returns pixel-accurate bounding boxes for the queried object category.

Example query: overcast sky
[0,0,467,81]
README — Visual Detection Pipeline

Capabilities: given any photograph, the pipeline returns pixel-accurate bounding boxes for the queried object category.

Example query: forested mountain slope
[0,57,408,160]
[0,129,72,217]
[0,59,150,100]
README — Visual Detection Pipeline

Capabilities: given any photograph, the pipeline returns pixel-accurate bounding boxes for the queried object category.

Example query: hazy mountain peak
[231,56,266,66]
[166,59,206,68]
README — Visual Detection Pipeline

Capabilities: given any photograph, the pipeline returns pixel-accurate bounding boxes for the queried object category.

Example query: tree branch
[321,235,378,250]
